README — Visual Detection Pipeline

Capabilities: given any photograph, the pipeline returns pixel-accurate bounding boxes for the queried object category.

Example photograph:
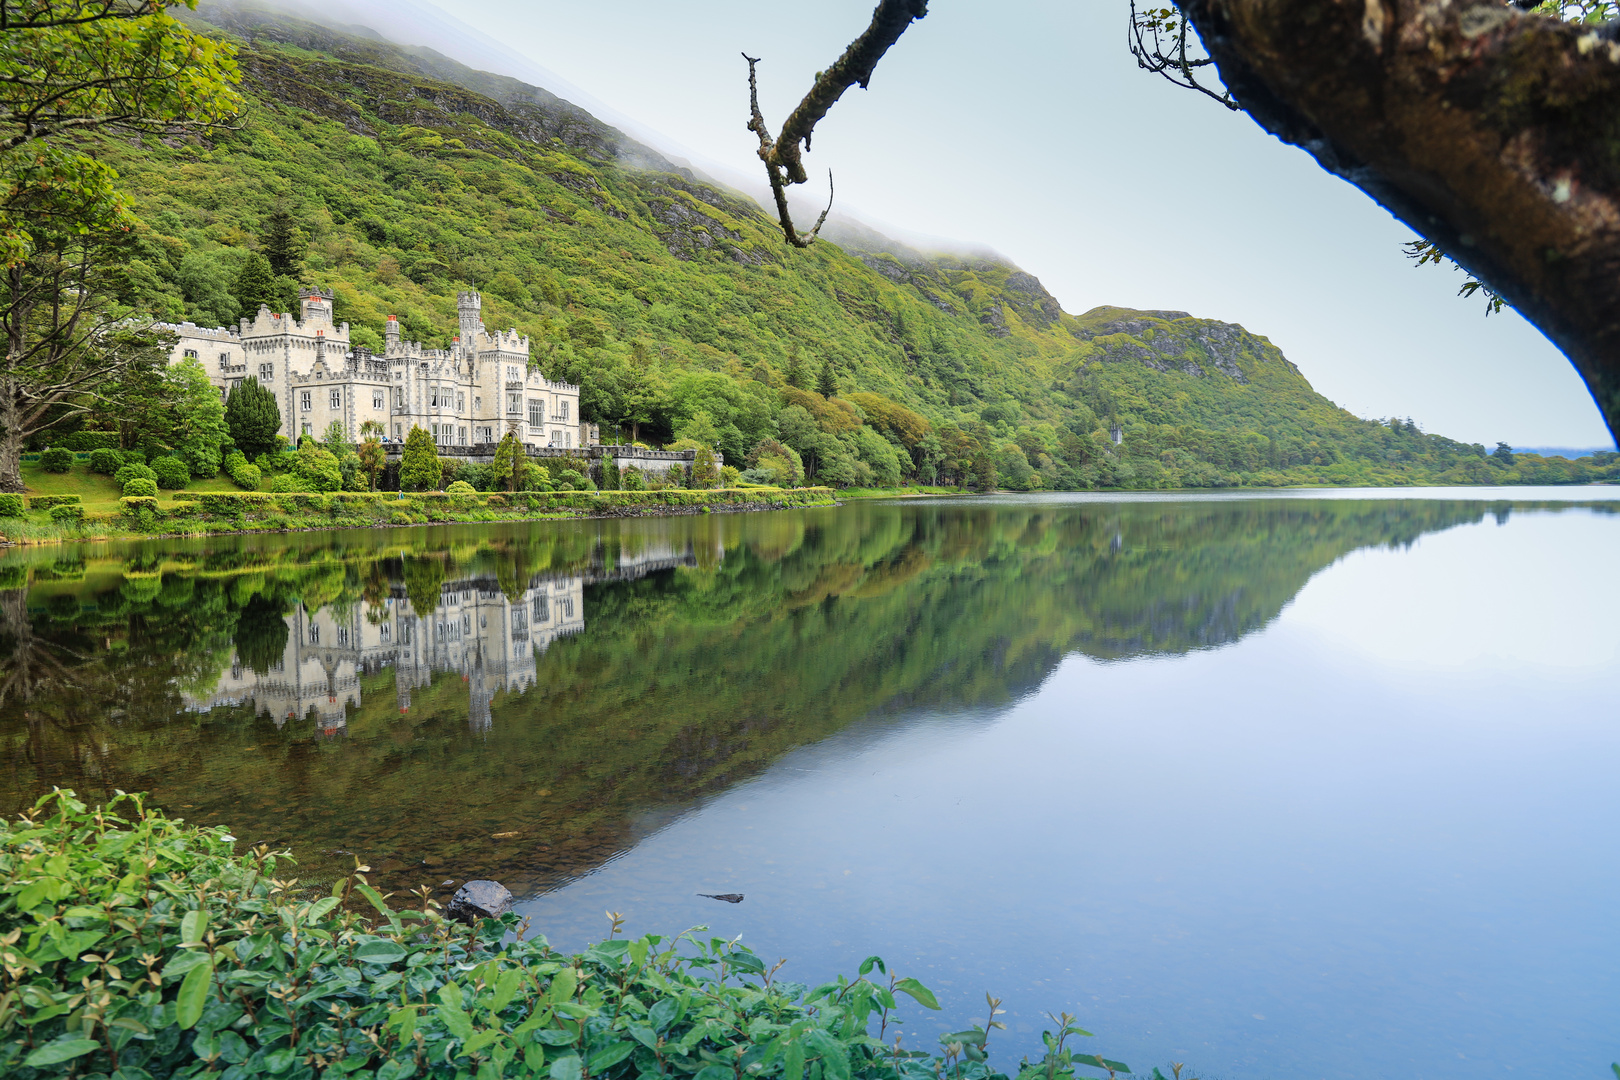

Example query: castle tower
[300,286,334,323]
[385,314,400,351]
[457,291,483,358]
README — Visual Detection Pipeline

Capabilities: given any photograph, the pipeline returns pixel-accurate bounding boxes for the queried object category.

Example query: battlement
[158,322,241,344]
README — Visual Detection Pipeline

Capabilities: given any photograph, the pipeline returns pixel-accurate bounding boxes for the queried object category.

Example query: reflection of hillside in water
[0,499,1594,900]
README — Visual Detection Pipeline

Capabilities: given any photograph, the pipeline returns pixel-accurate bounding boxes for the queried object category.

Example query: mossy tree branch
[1176,0,1620,440]
[744,0,927,248]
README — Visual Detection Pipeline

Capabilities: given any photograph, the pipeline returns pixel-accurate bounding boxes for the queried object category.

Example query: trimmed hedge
[89,447,123,474]
[122,477,160,498]
[27,495,80,511]
[0,493,23,518]
[119,495,161,516]
[38,448,74,473]
[55,430,121,451]
[46,504,83,523]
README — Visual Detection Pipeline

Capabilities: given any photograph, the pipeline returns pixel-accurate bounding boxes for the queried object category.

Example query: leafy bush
[231,462,263,490]
[621,465,645,491]
[89,448,124,475]
[269,472,309,493]
[47,504,84,523]
[114,463,158,487]
[57,430,121,451]
[1,791,1128,1080]
[39,447,74,473]
[740,468,777,485]
[122,476,160,498]
[27,495,79,511]
[118,495,161,516]
[0,493,23,517]
[720,465,741,486]
[446,479,477,494]
[151,455,191,489]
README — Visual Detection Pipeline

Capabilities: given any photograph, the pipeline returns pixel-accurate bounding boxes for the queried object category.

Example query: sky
[292,0,1615,448]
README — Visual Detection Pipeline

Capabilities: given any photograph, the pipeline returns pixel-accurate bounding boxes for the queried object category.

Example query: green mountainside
[78,4,1616,488]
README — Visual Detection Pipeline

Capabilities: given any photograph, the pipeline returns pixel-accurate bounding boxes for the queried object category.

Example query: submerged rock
[447,879,514,924]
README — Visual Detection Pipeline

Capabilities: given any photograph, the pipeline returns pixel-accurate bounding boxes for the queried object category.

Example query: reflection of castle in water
[191,542,699,734]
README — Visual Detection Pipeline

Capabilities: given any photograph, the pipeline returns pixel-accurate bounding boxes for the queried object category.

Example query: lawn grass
[21,461,245,513]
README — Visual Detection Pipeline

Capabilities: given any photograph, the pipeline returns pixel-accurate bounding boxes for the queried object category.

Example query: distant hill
[77,3,1617,489]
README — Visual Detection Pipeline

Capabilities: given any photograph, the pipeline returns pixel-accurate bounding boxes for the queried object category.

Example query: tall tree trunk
[0,382,26,493]
[1179,0,1620,439]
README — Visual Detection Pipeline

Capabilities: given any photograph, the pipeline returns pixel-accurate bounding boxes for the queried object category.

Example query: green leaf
[858,955,885,977]
[436,1003,475,1042]
[805,1030,851,1080]
[783,1036,805,1080]
[355,882,397,923]
[376,1059,417,1080]
[524,1042,546,1071]
[464,1029,503,1057]
[356,939,407,965]
[693,1067,733,1080]
[547,968,577,1004]
[161,948,211,981]
[892,978,940,1010]
[491,967,522,1012]
[176,956,214,1029]
[648,998,678,1032]
[589,1040,636,1071]
[25,1039,102,1067]
[1074,1055,1131,1074]
[181,908,208,945]
[306,895,340,922]
[264,1047,297,1074]
[532,1028,582,1047]
[549,1053,582,1080]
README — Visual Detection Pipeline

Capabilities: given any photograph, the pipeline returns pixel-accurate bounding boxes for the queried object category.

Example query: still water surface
[2,491,1616,1079]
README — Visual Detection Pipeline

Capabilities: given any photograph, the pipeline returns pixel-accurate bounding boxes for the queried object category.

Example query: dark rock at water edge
[447,879,514,924]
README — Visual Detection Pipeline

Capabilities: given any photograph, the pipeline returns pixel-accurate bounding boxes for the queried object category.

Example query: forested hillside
[73,3,1616,489]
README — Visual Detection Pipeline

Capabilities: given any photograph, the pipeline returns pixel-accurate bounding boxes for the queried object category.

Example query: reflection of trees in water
[0,500,1603,898]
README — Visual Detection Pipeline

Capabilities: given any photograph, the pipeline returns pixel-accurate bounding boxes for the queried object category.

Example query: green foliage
[491,432,524,492]
[151,455,191,489]
[691,446,719,488]
[0,493,22,517]
[166,356,230,477]
[114,463,157,486]
[38,448,73,472]
[600,457,620,490]
[621,466,645,492]
[0,790,1127,1080]
[225,376,283,459]
[122,476,159,497]
[400,426,441,492]
[47,503,83,522]
[88,447,122,474]
[231,461,262,490]
[446,479,477,494]
[26,494,79,510]
[817,359,839,398]
[296,442,343,493]
[261,201,304,276]
[233,250,277,313]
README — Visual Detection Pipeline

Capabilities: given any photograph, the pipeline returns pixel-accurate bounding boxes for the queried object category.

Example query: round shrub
[230,462,262,490]
[88,447,123,474]
[121,476,159,498]
[445,479,476,494]
[0,493,23,517]
[39,447,73,472]
[150,455,190,489]
[48,503,83,523]
[114,462,156,486]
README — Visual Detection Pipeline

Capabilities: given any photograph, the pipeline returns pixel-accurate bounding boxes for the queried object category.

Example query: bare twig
[743,0,928,247]
[1127,0,1239,110]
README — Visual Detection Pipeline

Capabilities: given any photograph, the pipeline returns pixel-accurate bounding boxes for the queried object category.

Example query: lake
[2,490,1616,1079]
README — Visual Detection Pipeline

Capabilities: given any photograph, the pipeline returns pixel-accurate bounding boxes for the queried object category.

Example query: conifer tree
[400,425,441,491]
[691,446,719,488]
[972,450,998,493]
[261,203,304,277]
[224,375,282,459]
[785,344,808,389]
[491,431,524,491]
[816,360,838,398]
[233,252,276,315]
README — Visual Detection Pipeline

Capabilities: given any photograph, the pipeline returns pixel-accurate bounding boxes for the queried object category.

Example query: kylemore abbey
[163,287,598,451]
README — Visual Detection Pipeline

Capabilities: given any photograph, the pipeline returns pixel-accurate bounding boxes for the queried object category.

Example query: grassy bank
[1,791,1137,1080]
[1,464,837,545]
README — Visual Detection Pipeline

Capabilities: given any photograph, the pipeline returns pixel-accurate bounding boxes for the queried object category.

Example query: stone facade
[164,287,590,451]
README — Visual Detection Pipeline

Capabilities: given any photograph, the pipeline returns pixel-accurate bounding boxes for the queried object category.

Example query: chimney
[385,314,399,351]
[315,329,325,364]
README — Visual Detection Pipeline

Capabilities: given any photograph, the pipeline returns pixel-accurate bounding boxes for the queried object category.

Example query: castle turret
[457,291,483,357]
[300,286,334,324]
[385,314,399,350]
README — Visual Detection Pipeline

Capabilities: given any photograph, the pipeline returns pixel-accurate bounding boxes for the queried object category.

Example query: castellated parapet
[162,287,588,450]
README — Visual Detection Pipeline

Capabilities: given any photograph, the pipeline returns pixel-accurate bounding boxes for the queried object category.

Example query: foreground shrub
[122,477,159,498]
[47,504,83,523]
[0,791,1131,1080]
[39,447,73,473]
[114,463,157,487]
[446,479,477,494]
[26,495,79,511]
[231,462,263,490]
[89,448,123,475]
[0,494,23,517]
[151,455,191,489]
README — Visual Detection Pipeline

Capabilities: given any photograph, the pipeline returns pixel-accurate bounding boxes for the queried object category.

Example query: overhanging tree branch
[744,0,928,248]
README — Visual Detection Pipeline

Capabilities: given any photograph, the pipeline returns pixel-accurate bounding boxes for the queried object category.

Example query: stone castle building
[165,288,594,451]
